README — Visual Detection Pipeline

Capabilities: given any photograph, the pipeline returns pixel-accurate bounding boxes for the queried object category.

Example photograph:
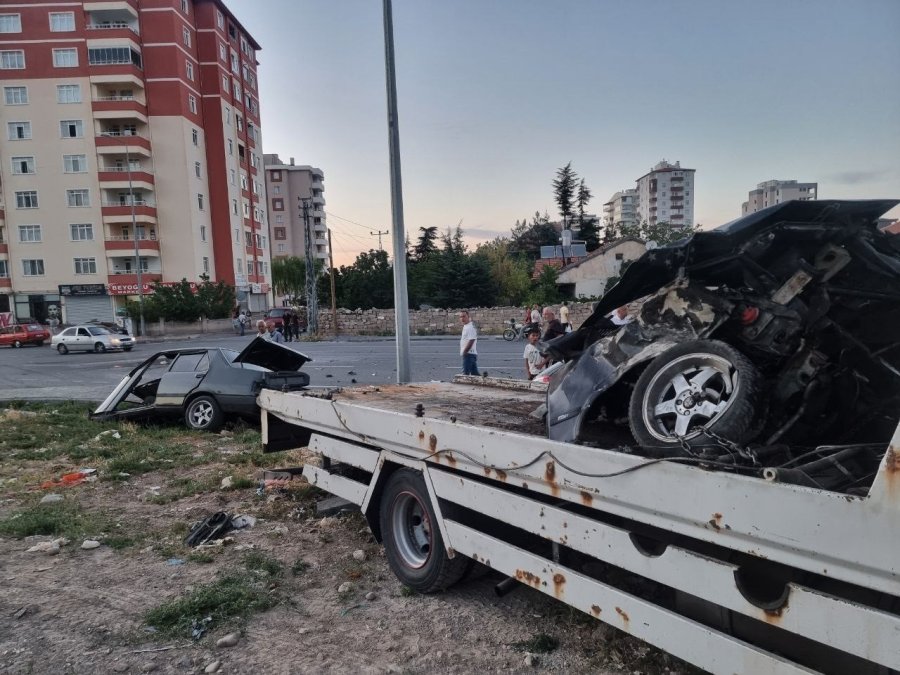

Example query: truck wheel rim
[189,401,214,427]
[641,353,739,442]
[391,491,432,569]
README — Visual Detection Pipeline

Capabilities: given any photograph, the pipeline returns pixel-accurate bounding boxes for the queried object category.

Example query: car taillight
[740,306,760,325]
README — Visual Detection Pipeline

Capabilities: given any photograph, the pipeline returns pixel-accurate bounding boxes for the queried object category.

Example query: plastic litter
[40,468,97,489]
[185,512,233,547]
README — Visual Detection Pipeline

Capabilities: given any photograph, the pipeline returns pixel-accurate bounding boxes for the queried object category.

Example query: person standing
[559,301,571,332]
[238,311,248,336]
[291,312,301,339]
[231,307,241,335]
[283,310,293,342]
[523,325,547,380]
[459,310,479,376]
[530,305,541,324]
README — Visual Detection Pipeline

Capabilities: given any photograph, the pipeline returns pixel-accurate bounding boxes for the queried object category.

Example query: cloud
[463,227,510,239]
[826,169,893,185]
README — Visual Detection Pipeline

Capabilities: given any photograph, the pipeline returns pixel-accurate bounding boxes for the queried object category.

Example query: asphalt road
[0,333,533,403]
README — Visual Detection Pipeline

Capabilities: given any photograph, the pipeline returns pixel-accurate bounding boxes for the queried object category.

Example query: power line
[370,229,389,250]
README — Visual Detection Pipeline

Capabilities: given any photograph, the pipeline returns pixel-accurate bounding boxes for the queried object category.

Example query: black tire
[629,339,764,451]
[123,347,133,352]
[13,340,22,348]
[502,328,516,341]
[184,394,224,432]
[94,342,106,353]
[37,341,44,346]
[379,468,469,593]
[57,343,69,355]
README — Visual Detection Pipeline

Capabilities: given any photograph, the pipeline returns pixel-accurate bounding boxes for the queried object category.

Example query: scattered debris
[204,661,222,674]
[26,538,67,555]
[185,512,233,547]
[12,607,28,619]
[352,549,366,562]
[81,540,101,550]
[337,581,354,595]
[215,632,240,648]
[220,476,234,490]
[40,494,64,504]
[230,514,256,529]
[524,653,536,667]
[166,558,185,566]
[365,592,377,601]
[94,430,122,441]
[191,616,212,640]
[40,469,97,489]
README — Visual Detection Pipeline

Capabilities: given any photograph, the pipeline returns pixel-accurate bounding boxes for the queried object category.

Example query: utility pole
[327,228,338,338]
[300,197,318,334]
[383,0,411,383]
[370,229,389,251]
[126,145,145,337]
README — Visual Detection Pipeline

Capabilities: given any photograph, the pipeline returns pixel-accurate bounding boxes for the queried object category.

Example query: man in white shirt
[530,305,541,324]
[459,310,479,375]
[523,325,546,380]
[559,301,570,331]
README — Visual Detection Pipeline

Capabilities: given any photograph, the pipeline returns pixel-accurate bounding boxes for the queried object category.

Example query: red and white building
[0,0,270,325]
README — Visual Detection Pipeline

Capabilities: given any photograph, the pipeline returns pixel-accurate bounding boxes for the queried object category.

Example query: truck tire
[629,339,764,451]
[379,468,469,593]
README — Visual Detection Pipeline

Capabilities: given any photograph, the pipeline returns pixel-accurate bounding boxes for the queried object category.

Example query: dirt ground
[0,407,687,675]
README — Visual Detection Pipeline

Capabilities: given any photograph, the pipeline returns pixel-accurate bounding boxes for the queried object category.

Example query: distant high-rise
[0,0,270,323]
[263,155,327,261]
[742,180,818,215]
[602,189,638,231]
[635,160,696,228]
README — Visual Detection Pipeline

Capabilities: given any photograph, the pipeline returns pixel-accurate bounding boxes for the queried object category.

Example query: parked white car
[51,325,135,354]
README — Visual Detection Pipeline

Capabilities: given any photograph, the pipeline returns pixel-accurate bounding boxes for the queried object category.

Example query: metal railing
[106,234,157,242]
[86,23,139,34]
[98,130,143,137]
[99,166,149,173]
[93,95,138,102]
[101,200,155,208]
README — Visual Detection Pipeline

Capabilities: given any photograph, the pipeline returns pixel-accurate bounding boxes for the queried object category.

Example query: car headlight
[110,338,121,345]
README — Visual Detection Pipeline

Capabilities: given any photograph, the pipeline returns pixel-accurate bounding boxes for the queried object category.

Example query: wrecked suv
[91,337,311,431]
[545,200,900,491]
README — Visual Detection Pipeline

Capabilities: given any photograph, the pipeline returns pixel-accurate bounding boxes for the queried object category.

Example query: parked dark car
[544,199,900,493]
[90,337,311,431]
[0,323,50,348]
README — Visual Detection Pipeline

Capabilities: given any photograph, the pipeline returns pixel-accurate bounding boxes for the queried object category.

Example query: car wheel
[629,339,764,451]
[379,468,469,593]
[13,340,22,348]
[94,342,106,353]
[184,395,225,432]
[37,341,44,346]
[123,347,133,352]
[502,328,516,341]
[57,344,69,355]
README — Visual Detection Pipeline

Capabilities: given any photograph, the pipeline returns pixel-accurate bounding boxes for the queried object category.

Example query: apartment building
[602,188,638,231]
[742,179,818,215]
[263,154,327,261]
[0,0,270,324]
[635,160,696,228]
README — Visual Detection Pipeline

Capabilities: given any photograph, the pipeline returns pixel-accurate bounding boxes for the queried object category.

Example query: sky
[228,0,900,266]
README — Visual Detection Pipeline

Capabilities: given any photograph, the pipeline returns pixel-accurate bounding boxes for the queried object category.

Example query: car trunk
[234,337,311,391]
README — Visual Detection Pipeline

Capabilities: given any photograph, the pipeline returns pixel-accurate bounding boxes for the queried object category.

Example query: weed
[187,551,215,564]
[144,574,277,638]
[224,476,256,491]
[511,633,559,654]
[291,559,309,576]
[243,551,283,578]
[0,502,135,548]
[399,585,416,597]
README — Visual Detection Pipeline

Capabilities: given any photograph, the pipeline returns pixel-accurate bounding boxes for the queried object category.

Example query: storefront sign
[108,281,198,296]
[59,284,107,296]
[251,283,262,294]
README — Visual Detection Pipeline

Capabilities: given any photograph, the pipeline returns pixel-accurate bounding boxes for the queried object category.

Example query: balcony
[0,277,10,288]
[98,166,154,185]
[92,97,147,121]
[0,243,7,254]
[96,132,151,152]
[101,200,157,221]
[104,236,160,255]
[312,194,326,207]
[85,22,139,40]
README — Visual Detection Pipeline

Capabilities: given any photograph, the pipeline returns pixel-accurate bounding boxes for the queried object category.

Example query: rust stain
[417,430,425,443]
[580,490,593,506]
[445,453,457,467]
[428,434,438,452]
[884,447,899,493]
[495,469,507,481]
[483,467,492,476]
[590,605,602,617]
[522,482,529,489]
[708,512,723,531]
[763,598,789,624]
[615,607,630,624]
[515,569,541,587]
[552,573,566,598]
[544,460,556,482]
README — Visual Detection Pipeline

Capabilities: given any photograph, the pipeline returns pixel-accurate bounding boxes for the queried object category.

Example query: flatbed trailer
[258,382,900,675]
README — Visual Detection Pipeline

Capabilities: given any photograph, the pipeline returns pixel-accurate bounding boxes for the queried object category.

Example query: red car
[0,323,51,348]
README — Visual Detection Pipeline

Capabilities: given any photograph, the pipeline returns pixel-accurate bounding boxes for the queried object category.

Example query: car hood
[234,336,311,371]
[583,199,899,328]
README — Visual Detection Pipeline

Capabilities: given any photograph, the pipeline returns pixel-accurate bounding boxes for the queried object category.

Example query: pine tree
[552,162,578,225]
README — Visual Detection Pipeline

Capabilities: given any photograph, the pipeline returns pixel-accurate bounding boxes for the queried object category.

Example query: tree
[576,178,592,228]
[413,226,439,260]
[336,249,394,309]
[271,257,307,303]
[578,215,601,252]
[640,220,697,247]
[552,162,578,225]
[150,279,201,322]
[473,238,532,306]
[510,211,558,259]
[530,265,563,306]
[195,275,235,319]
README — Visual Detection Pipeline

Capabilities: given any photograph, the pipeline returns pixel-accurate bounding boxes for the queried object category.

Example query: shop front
[13,292,61,324]
[59,284,114,326]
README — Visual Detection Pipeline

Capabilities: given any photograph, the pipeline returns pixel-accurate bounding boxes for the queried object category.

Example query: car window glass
[223,349,240,363]
[61,328,75,336]
[77,328,90,337]
[170,353,206,372]
[87,326,109,336]
[196,353,210,373]
[27,324,41,330]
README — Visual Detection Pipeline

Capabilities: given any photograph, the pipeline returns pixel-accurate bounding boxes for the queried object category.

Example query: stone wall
[144,317,235,338]
[316,302,597,336]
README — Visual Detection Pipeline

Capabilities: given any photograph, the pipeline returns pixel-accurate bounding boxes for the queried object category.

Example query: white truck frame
[258,383,899,675]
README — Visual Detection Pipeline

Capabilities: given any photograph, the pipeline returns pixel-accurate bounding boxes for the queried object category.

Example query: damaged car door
[154,352,209,407]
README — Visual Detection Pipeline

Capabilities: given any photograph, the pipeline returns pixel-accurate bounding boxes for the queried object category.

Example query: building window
[53,49,79,68]
[181,0,189,13]
[236,115,243,131]
[74,257,97,274]
[247,261,253,276]
[202,257,209,273]
[219,42,227,61]
[0,50,25,69]
[240,174,248,190]
[275,215,284,224]
[197,193,204,210]
[242,202,250,217]
[66,189,90,207]
[194,161,201,178]
[0,260,8,278]
[88,47,141,68]
[230,51,239,74]
[22,259,45,276]
[16,191,38,209]
[11,156,34,174]
[222,74,229,91]
[272,198,284,211]
[271,170,282,182]
[227,138,233,155]
[277,243,285,253]
[63,154,87,173]
[224,107,231,124]
[56,84,81,103]
[217,10,224,29]
[0,14,21,33]
[49,12,75,32]
[230,169,236,185]
[274,227,286,240]
[186,61,194,81]
[4,86,27,104]
[232,81,240,99]
[272,185,281,195]
[19,224,42,242]
[60,119,84,138]
[70,223,93,240]
[232,199,238,215]
[191,128,199,145]
[200,225,206,241]
[188,94,197,113]
[182,26,191,47]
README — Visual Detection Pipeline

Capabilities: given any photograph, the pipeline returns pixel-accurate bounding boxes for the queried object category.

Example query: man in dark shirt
[541,307,566,342]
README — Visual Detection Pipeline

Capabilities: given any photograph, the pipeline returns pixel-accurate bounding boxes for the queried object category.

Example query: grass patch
[243,551,283,578]
[224,476,257,491]
[399,585,416,597]
[291,559,309,576]
[0,501,125,544]
[511,633,559,654]
[144,574,277,638]
[187,551,215,564]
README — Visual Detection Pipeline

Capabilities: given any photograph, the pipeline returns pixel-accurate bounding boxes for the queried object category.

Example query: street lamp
[125,144,145,337]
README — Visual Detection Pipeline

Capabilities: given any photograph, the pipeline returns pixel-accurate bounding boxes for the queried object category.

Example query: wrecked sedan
[545,199,900,492]
[90,337,311,431]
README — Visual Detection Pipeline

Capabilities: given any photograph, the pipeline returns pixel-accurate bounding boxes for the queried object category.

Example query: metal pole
[327,228,338,338]
[126,145,145,337]
[301,197,318,334]
[383,0,411,383]
[370,229,389,251]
